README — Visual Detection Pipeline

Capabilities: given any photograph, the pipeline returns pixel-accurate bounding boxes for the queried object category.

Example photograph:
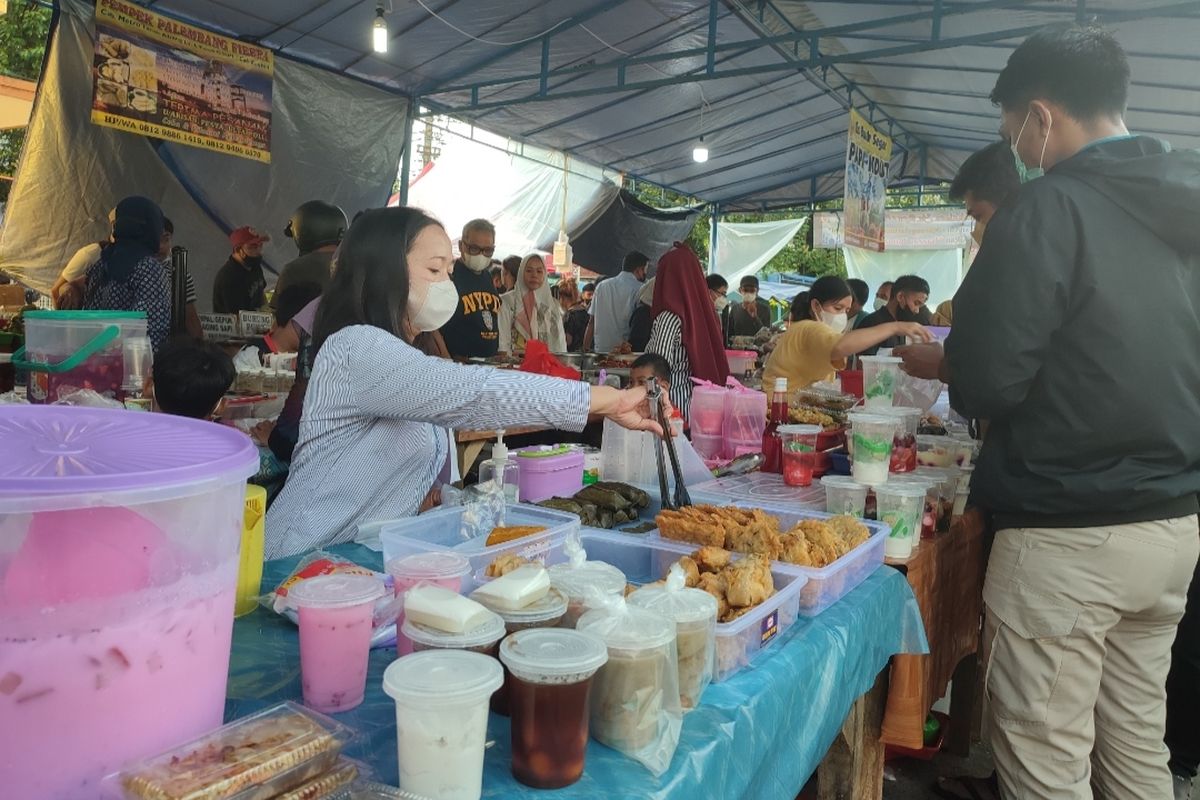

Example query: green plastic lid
[23,310,147,321]
[517,445,574,459]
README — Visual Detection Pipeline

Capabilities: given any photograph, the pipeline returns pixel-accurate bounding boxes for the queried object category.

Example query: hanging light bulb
[372,5,388,54]
[692,136,709,164]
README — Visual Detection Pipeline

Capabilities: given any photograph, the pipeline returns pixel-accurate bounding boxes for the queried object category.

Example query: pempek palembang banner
[843,109,892,252]
[90,0,273,163]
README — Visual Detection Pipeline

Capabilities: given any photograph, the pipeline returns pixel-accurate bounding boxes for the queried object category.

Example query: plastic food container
[237,484,268,617]
[691,471,827,509]
[722,383,767,460]
[0,406,258,799]
[386,552,471,656]
[860,355,901,408]
[956,464,975,494]
[402,610,506,655]
[627,571,719,709]
[688,381,727,437]
[560,531,806,679]
[725,349,757,376]
[114,702,353,800]
[690,430,725,462]
[848,412,896,487]
[916,435,957,468]
[548,557,627,627]
[876,483,926,559]
[838,369,864,399]
[779,423,821,487]
[382,651,504,800]
[471,586,569,632]
[379,503,578,593]
[290,574,386,714]
[516,446,585,503]
[500,629,609,789]
[950,434,976,467]
[871,406,922,473]
[821,475,869,516]
[915,466,961,531]
[13,310,148,404]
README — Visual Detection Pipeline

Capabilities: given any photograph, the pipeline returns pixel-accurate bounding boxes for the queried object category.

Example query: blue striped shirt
[265,325,591,559]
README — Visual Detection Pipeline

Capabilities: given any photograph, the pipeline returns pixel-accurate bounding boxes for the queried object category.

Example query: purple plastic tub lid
[0,405,258,496]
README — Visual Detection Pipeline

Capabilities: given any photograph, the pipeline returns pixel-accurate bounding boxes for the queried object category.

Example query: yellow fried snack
[691,545,732,574]
[778,532,815,567]
[677,555,701,588]
[723,554,775,609]
[696,571,730,620]
[484,553,532,578]
[485,525,547,546]
[656,506,727,548]
[828,515,871,549]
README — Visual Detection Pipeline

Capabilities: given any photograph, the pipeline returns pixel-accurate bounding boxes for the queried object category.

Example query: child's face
[630,366,669,393]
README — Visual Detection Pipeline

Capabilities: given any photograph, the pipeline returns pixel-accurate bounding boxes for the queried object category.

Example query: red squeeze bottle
[762,377,788,473]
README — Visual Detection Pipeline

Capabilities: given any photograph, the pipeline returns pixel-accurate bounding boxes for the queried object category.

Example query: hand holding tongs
[645,381,691,510]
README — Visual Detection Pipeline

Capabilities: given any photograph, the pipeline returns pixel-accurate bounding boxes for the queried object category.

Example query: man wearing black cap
[582,250,649,352]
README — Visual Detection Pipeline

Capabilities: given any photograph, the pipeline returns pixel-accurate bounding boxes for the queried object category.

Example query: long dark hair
[790,275,852,322]
[312,206,442,354]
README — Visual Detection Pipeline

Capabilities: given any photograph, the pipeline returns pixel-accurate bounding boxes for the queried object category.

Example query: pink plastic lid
[725,349,757,357]
[0,406,258,512]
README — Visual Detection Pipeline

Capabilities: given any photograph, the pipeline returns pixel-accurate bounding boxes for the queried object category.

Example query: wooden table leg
[817,668,889,800]
[945,654,980,757]
[457,440,487,479]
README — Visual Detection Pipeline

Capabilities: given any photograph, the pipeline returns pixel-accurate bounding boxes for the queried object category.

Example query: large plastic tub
[645,500,889,617]
[15,310,147,403]
[0,405,258,798]
[690,471,827,509]
[512,530,806,682]
[379,503,578,592]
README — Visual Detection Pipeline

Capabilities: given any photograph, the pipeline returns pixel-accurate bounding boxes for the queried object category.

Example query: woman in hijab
[645,243,730,418]
[82,196,171,350]
[498,253,566,354]
[627,276,655,352]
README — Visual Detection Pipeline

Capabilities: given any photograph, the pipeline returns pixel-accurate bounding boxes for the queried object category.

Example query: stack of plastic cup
[289,574,385,713]
[871,406,922,473]
[889,474,940,542]
[778,424,822,487]
[875,483,927,559]
[848,412,895,487]
[821,475,869,516]
[386,552,471,656]
[860,355,902,408]
[499,629,609,789]
[383,650,504,800]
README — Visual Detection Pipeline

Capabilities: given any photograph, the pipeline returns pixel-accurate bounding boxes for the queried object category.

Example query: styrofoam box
[646,499,889,617]
[379,504,579,592]
[534,530,807,683]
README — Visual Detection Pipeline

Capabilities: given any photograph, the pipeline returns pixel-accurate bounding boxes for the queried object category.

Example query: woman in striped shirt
[645,243,731,419]
[266,207,663,559]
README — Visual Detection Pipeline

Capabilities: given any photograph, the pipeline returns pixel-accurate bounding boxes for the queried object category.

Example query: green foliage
[0,1,53,203]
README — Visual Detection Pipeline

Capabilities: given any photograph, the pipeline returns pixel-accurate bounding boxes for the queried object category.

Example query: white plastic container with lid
[382,650,504,800]
[0,406,258,798]
[548,535,627,627]
[875,483,927,559]
[402,609,507,655]
[848,412,896,487]
[820,474,869,516]
[576,596,682,777]
[472,586,569,632]
[627,563,719,710]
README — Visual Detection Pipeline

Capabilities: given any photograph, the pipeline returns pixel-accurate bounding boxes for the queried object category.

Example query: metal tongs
[645,381,691,510]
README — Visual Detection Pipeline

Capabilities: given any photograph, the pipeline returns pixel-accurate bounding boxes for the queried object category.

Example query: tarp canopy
[570,189,702,276]
[0,0,408,302]
[714,217,807,287]
[843,247,965,308]
[129,0,1200,210]
[0,76,36,131]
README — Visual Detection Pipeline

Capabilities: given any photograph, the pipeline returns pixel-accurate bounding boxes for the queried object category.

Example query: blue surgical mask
[1011,109,1052,183]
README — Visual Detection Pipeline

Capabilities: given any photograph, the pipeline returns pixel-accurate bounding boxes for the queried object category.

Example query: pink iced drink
[0,561,237,799]
[385,553,470,656]
[291,574,384,713]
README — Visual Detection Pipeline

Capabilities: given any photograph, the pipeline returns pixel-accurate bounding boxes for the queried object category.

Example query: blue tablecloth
[227,544,927,800]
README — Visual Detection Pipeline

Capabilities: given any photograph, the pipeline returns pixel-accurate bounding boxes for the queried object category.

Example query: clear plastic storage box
[690,472,827,509]
[380,504,578,592]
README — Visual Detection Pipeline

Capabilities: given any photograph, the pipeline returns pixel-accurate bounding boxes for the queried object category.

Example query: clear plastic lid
[548,561,626,598]
[382,650,504,707]
[470,586,568,627]
[385,551,471,582]
[848,412,897,428]
[289,574,385,610]
[115,702,353,800]
[874,483,929,500]
[821,475,867,491]
[777,424,822,436]
[401,609,506,650]
[860,355,902,364]
[626,565,719,626]
[870,406,922,420]
[577,601,676,652]
[499,628,609,684]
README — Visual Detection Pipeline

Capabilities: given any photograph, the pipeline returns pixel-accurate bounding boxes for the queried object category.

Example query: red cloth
[519,339,581,380]
[651,243,730,386]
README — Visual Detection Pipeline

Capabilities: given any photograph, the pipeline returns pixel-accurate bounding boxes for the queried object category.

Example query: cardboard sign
[198,313,237,339]
[238,310,273,336]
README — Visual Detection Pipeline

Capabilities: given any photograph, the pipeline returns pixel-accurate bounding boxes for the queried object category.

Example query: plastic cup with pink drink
[386,552,471,656]
[289,574,385,713]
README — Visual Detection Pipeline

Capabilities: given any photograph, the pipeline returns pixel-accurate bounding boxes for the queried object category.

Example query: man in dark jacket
[212,226,269,313]
[721,274,772,343]
[440,218,501,359]
[898,25,1200,800]
[853,273,929,355]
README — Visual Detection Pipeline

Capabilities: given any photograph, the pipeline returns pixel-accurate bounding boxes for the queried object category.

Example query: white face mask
[462,253,491,273]
[409,280,459,332]
[873,297,887,311]
[714,296,730,312]
[820,309,848,333]
[741,291,757,304]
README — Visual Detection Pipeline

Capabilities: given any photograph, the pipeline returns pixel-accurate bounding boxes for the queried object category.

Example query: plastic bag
[51,387,124,409]
[627,563,718,711]
[233,345,263,371]
[547,534,626,627]
[576,587,682,776]
[0,390,29,405]
[260,550,399,649]
[518,340,581,380]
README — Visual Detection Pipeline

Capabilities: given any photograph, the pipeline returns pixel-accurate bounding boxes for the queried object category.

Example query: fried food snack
[777,515,872,569]
[484,553,531,578]
[665,547,776,623]
[677,555,701,588]
[696,571,730,620]
[778,532,815,567]
[656,506,727,548]
[655,505,783,553]
[691,545,731,573]
[828,514,871,549]
[722,555,774,610]
[485,525,547,546]
[273,759,358,800]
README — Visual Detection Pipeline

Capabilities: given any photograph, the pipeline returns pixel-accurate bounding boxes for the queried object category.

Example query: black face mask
[241,255,263,269]
[896,306,921,323]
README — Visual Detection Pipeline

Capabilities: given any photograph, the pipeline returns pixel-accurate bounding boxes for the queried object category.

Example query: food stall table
[227,544,927,800]
[880,508,988,752]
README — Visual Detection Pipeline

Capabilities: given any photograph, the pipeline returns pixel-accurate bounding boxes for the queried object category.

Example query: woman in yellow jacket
[764,276,932,390]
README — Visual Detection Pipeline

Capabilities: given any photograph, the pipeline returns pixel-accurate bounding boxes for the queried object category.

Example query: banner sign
[843,109,892,252]
[91,0,274,163]
[198,313,237,339]
[238,310,274,336]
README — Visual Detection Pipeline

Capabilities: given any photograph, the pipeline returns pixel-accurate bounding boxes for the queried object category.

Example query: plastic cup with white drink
[875,483,927,559]
[848,412,896,488]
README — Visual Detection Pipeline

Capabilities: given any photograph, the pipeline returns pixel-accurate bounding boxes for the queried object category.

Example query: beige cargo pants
[983,516,1199,800]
